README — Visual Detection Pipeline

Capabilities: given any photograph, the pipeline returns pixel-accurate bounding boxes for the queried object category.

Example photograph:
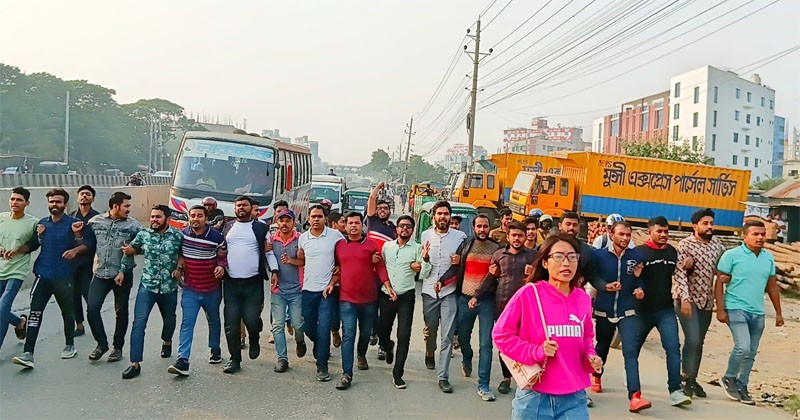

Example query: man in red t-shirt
[326,212,396,391]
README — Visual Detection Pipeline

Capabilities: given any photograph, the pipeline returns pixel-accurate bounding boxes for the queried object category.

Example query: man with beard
[220,196,271,374]
[328,212,395,390]
[489,208,513,246]
[12,189,93,368]
[450,214,501,401]
[716,220,783,405]
[419,201,466,393]
[590,221,648,412]
[378,215,424,389]
[557,212,597,287]
[298,205,344,382]
[120,205,183,379]
[70,185,100,337]
[523,217,538,250]
[633,217,691,407]
[86,192,141,363]
[0,187,38,351]
[472,222,535,396]
[366,182,397,352]
[673,208,725,398]
[168,205,227,376]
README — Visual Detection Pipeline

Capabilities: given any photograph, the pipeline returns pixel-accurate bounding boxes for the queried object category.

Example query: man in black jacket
[219,195,271,373]
[556,212,597,287]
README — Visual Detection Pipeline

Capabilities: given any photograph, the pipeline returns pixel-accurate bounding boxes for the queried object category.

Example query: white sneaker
[61,345,78,359]
[669,389,692,406]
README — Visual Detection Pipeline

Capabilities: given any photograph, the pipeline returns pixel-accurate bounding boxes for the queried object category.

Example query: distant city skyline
[2,1,798,166]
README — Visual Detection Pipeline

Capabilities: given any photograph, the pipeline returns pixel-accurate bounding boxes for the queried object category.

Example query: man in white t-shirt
[219,196,271,374]
[298,204,344,382]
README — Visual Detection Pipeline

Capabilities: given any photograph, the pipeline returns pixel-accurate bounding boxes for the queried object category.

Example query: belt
[593,309,636,323]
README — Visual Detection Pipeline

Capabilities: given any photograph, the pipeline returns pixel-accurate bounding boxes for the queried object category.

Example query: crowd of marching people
[0,182,785,419]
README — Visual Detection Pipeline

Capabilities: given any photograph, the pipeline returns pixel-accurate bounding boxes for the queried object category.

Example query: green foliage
[0,63,205,173]
[620,138,712,165]
[405,154,448,184]
[752,177,785,191]
[361,148,447,184]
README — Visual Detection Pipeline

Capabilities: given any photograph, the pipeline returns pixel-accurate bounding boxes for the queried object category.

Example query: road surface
[0,256,790,419]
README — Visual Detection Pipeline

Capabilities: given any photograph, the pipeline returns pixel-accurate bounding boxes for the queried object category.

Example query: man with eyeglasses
[472,221,535,396]
[366,182,398,353]
[378,215,426,389]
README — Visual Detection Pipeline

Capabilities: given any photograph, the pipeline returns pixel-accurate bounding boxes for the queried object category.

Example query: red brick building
[599,91,670,154]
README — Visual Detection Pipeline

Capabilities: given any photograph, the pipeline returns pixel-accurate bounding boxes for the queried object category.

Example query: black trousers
[378,290,415,379]
[72,262,93,324]
[24,276,75,353]
[87,273,133,350]
[223,276,264,362]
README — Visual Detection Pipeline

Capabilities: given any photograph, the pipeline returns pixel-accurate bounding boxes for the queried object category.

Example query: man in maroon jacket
[325,211,397,390]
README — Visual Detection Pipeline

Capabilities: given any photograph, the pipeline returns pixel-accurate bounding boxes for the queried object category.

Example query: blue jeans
[595,315,641,399]
[302,290,334,371]
[725,309,765,387]
[177,287,222,361]
[0,278,23,350]
[129,284,178,363]
[458,295,494,387]
[339,301,375,377]
[271,292,304,361]
[512,388,589,420]
[636,308,682,393]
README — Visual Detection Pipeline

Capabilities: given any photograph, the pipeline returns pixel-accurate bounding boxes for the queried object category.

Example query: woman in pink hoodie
[493,233,603,419]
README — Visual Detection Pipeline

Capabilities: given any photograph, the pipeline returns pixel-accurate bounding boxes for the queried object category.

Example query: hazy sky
[2,0,798,166]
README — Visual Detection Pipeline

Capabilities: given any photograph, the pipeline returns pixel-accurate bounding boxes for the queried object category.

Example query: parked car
[2,166,21,175]
[153,171,172,178]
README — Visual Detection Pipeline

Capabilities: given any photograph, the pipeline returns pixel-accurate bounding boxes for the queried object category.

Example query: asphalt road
[0,256,790,419]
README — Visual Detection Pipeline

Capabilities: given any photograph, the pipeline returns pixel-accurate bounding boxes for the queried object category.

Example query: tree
[752,177,784,191]
[405,154,448,184]
[362,149,391,176]
[620,138,712,165]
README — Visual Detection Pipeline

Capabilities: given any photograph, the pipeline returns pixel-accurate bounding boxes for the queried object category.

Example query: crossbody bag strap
[530,283,549,340]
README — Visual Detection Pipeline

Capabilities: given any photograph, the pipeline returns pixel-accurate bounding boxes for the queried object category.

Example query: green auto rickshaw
[342,187,371,215]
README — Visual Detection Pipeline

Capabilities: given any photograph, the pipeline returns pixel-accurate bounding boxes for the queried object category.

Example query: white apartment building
[591,117,605,153]
[669,65,775,182]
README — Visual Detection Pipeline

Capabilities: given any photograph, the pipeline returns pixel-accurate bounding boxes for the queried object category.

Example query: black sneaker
[122,364,141,379]
[377,349,386,360]
[274,359,289,373]
[690,379,707,398]
[89,346,109,361]
[107,348,123,363]
[160,343,172,358]
[369,333,378,346]
[74,327,85,337]
[720,376,741,401]
[682,378,694,398]
[393,376,407,389]
[168,358,190,376]
[296,341,307,358]
[209,350,223,364]
[438,380,453,393]
[462,362,473,378]
[317,368,331,382]
[737,386,755,405]
[425,352,435,370]
[249,341,260,360]
[385,344,394,365]
[223,360,241,374]
[336,374,352,390]
[498,378,512,395]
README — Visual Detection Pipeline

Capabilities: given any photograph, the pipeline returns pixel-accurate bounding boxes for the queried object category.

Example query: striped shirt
[462,240,498,297]
[673,235,725,311]
[181,226,226,293]
[366,215,396,251]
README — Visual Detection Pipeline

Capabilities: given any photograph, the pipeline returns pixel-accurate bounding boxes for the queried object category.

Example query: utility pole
[64,90,70,166]
[464,19,491,171]
[402,117,414,185]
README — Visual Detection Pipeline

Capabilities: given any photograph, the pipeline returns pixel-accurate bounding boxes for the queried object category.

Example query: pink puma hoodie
[493,280,597,395]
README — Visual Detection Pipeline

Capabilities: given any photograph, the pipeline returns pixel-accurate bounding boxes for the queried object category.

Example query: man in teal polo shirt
[715,220,784,405]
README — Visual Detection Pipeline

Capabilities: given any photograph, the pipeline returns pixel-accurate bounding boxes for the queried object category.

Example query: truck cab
[450,172,500,218]
[509,171,576,221]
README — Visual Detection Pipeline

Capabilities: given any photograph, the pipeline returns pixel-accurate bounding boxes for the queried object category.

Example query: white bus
[168,131,312,228]
[310,174,345,214]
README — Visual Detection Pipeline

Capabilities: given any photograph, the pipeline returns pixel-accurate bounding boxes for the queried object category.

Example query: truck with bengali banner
[508,152,751,233]
[450,153,563,219]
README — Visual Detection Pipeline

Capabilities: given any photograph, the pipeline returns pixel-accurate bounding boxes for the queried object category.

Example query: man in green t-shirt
[0,186,40,350]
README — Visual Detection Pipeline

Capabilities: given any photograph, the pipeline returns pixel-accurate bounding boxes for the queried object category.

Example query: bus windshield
[173,138,275,201]
[310,185,341,204]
